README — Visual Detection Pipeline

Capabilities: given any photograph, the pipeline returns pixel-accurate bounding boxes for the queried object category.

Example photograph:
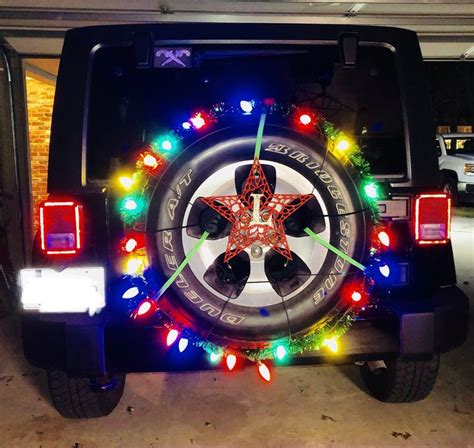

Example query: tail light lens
[414,194,451,245]
[39,200,83,255]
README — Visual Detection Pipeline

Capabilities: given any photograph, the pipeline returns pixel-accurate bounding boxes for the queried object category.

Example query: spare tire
[146,125,371,348]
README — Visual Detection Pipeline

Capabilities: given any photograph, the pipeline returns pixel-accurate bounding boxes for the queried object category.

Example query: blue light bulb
[240,100,254,114]
[379,264,391,278]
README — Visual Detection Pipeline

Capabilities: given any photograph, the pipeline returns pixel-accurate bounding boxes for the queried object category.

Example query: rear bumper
[22,285,469,377]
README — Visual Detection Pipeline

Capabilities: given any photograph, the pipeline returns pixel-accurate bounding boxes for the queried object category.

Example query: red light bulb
[143,153,159,168]
[377,231,390,247]
[299,114,312,126]
[124,238,138,253]
[257,362,271,382]
[351,291,362,302]
[121,233,145,254]
[166,329,179,346]
[137,301,151,316]
[134,299,155,318]
[226,354,237,371]
[190,113,206,130]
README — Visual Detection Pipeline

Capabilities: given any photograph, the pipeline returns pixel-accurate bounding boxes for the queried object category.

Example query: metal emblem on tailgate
[154,48,192,68]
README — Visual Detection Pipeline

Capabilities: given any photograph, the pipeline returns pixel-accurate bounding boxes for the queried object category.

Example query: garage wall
[25,75,54,230]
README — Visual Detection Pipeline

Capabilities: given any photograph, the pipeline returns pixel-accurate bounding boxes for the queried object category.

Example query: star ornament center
[201,160,313,263]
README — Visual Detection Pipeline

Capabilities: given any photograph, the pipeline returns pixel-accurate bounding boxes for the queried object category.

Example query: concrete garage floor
[0,217,473,448]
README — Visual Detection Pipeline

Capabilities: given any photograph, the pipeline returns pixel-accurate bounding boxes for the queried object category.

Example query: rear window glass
[87,44,406,180]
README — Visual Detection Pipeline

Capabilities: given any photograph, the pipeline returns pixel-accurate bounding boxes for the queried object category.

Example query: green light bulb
[152,133,179,155]
[161,140,172,151]
[209,352,222,363]
[123,198,137,211]
[120,196,145,224]
[275,345,287,361]
[364,182,379,200]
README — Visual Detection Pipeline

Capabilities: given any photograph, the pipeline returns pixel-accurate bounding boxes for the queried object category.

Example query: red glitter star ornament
[201,159,313,263]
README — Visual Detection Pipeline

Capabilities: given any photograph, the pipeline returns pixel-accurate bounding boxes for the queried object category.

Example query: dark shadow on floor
[0,312,51,402]
[337,363,369,394]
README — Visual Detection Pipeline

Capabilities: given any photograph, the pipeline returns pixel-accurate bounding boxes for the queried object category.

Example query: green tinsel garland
[116,99,380,362]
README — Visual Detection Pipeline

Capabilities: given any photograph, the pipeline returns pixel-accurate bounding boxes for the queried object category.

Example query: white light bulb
[379,264,391,278]
[178,338,189,353]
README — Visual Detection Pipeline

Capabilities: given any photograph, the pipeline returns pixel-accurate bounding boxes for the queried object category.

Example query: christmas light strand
[113,99,387,378]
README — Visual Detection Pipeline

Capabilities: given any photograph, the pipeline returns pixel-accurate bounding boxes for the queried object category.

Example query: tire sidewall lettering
[146,127,367,344]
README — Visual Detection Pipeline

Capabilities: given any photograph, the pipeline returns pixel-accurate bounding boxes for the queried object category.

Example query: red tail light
[414,194,451,245]
[39,200,83,255]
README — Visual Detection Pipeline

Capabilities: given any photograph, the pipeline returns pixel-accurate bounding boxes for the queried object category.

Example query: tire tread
[360,354,440,403]
[47,370,125,418]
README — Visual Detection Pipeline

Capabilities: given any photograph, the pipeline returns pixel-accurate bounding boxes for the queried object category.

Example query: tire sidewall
[146,125,370,346]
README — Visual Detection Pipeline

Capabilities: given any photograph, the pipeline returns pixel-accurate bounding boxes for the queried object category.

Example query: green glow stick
[253,111,267,160]
[156,231,210,299]
[304,227,366,272]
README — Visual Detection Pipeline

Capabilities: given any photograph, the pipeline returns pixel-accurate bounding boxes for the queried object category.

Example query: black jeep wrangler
[20,23,468,418]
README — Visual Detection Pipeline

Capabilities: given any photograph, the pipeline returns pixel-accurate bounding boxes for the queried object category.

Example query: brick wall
[25,76,55,230]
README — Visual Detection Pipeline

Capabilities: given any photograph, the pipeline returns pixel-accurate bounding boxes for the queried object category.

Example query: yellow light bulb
[323,337,338,353]
[336,139,350,152]
[126,257,144,276]
[119,176,135,190]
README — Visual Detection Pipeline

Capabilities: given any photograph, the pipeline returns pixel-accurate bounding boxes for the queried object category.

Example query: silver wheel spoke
[287,227,329,272]
[234,257,282,306]
[198,238,229,269]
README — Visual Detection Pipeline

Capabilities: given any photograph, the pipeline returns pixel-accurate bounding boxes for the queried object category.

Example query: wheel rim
[182,159,331,308]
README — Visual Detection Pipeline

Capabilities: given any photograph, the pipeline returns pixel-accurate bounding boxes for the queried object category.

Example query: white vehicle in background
[436,133,474,205]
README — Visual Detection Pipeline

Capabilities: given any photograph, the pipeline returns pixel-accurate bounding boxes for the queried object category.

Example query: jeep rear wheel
[47,370,126,418]
[360,354,440,403]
